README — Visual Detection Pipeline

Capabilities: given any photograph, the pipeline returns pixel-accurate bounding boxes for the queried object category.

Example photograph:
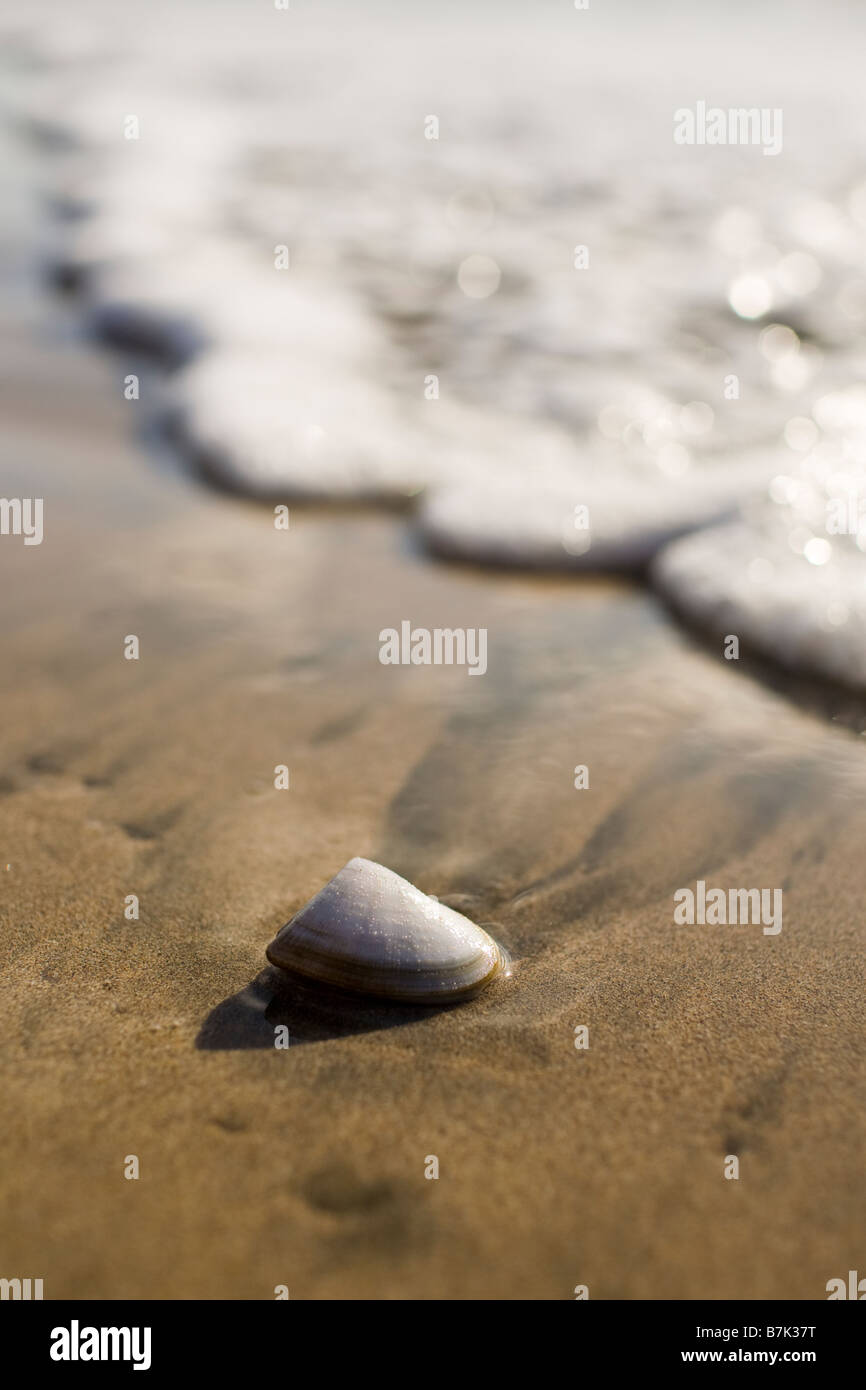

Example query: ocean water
[5,0,866,687]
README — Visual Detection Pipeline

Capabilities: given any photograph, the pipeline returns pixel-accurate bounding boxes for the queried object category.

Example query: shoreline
[1,32,865,1301]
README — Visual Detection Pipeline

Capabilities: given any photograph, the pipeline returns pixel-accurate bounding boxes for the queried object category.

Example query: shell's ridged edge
[266,940,509,1005]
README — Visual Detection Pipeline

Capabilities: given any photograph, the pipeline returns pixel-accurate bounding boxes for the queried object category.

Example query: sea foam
[8,0,866,687]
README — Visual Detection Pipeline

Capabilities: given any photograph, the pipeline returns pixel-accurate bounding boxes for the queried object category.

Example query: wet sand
[2,145,866,1303]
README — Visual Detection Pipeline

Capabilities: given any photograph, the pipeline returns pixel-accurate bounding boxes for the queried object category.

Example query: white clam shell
[266,858,507,1003]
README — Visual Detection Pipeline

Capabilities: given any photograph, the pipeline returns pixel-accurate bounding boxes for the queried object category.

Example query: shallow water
[6,0,866,688]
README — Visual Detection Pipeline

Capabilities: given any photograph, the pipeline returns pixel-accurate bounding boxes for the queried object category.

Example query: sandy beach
[2,105,865,1302]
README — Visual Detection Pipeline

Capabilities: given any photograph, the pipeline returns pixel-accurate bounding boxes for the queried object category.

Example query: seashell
[266,857,508,1004]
